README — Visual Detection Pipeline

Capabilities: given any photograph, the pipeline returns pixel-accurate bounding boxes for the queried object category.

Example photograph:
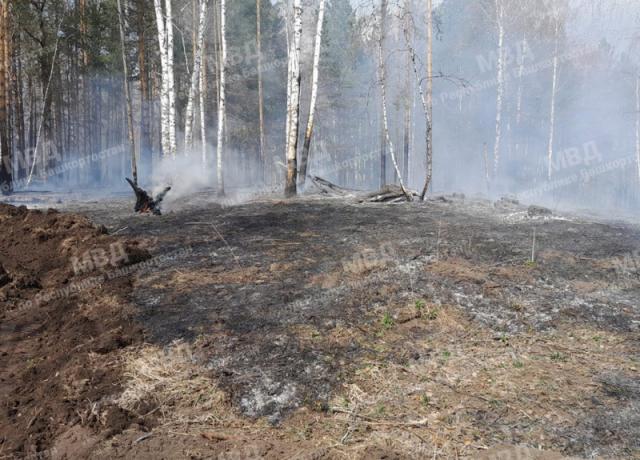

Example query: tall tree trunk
[200,39,207,164]
[298,0,325,186]
[211,0,220,154]
[153,0,170,156]
[0,0,11,194]
[403,97,411,186]
[117,0,138,185]
[80,0,89,67]
[636,74,640,182]
[379,0,387,189]
[79,0,90,161]
[166,0,176,156]
[284,9,292,177]
[27,15,61,186]
[378,0,411,200]
[184,0,208,148]
[402,0,412,187]
[256,0,266,183]
[14,33,24,181]
[138,0,152,180]
[482,142,489,192]
[216,0,227,195]
[516,33,526,127]
[192,0,197,61]
[284,0,302,197]
[547,17,559,179]
[420,0,433,200]
[493,0,505,177]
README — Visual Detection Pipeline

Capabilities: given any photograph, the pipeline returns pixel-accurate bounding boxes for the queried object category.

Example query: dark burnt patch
[61,196,640,427]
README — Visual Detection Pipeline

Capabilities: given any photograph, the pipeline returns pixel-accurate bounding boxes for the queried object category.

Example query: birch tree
[636,74,640,181]
[493,0,505,176]
[298,0,326,186]
[420,0,434,200]
[153,0,170,156]
[378,0,387,188]
[402,1,413,187]
[547,14,560,179]
[184,0,208,149]
[116,0,138,185]
[285,0,302,197]
[378,0,411,200]
[200,40,207,164]
[257,0,266,181]
[216,0,227,195]
[153,0,176,157]
[166,0,176,156]
[515,32,526,126]
[284,8,292,168]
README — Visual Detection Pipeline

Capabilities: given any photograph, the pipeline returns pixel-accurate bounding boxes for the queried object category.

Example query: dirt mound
[0,204,150,458]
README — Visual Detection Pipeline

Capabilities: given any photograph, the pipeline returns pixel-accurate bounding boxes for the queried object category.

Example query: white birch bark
[378,1,411,200]
[516,33,526,126]
[184,0,208,148]
[285,0,302,196]
[405,41,427,125]
[379,0,387,188]
[200,40,207,164]
[153,0,170,156]
[636,74,640,181]
[257,0,266,181]
[298,0,326,185]
[547,17,559,179]
[421,0,433,200]
[216,0,226,194]
[166,0,176,156]
[212,0,220,120]
[284,9,292,165]
[483,142,490,187]
[493,0,505,176]
[402,1,412,187]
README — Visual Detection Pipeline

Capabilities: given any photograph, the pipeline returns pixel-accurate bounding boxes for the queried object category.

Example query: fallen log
[364,184,419,203]
[310,176,355,196]
[125,178,171,215]
[309,176,417,202]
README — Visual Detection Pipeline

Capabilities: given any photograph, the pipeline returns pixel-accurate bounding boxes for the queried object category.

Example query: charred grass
[3,194,640,458]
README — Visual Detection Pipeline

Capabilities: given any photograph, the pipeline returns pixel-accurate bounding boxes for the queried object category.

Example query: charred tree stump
[125,178,171,215]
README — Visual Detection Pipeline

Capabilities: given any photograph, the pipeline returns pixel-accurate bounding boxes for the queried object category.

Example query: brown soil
[0,204,151,458]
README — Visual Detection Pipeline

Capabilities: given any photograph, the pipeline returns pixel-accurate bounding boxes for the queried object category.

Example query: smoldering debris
[126,178,171,215]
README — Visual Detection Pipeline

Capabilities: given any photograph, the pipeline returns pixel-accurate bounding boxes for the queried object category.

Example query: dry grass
[169,267,263,287]
[320,305,637,459]
[109,303,637,459]
[427,258,489,284]
[116,341,231,424]
[428,258,536,286]
[569,280,610,294]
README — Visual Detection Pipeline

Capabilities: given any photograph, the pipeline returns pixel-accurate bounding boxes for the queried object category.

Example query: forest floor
[1,190,639,459]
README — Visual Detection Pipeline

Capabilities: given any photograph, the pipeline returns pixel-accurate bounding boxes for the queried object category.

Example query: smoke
[151,150,213,212]
[10,0,640,220]
[150,138,282,211]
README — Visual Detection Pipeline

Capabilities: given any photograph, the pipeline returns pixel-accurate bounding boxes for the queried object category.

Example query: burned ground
[1,193,639,459]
